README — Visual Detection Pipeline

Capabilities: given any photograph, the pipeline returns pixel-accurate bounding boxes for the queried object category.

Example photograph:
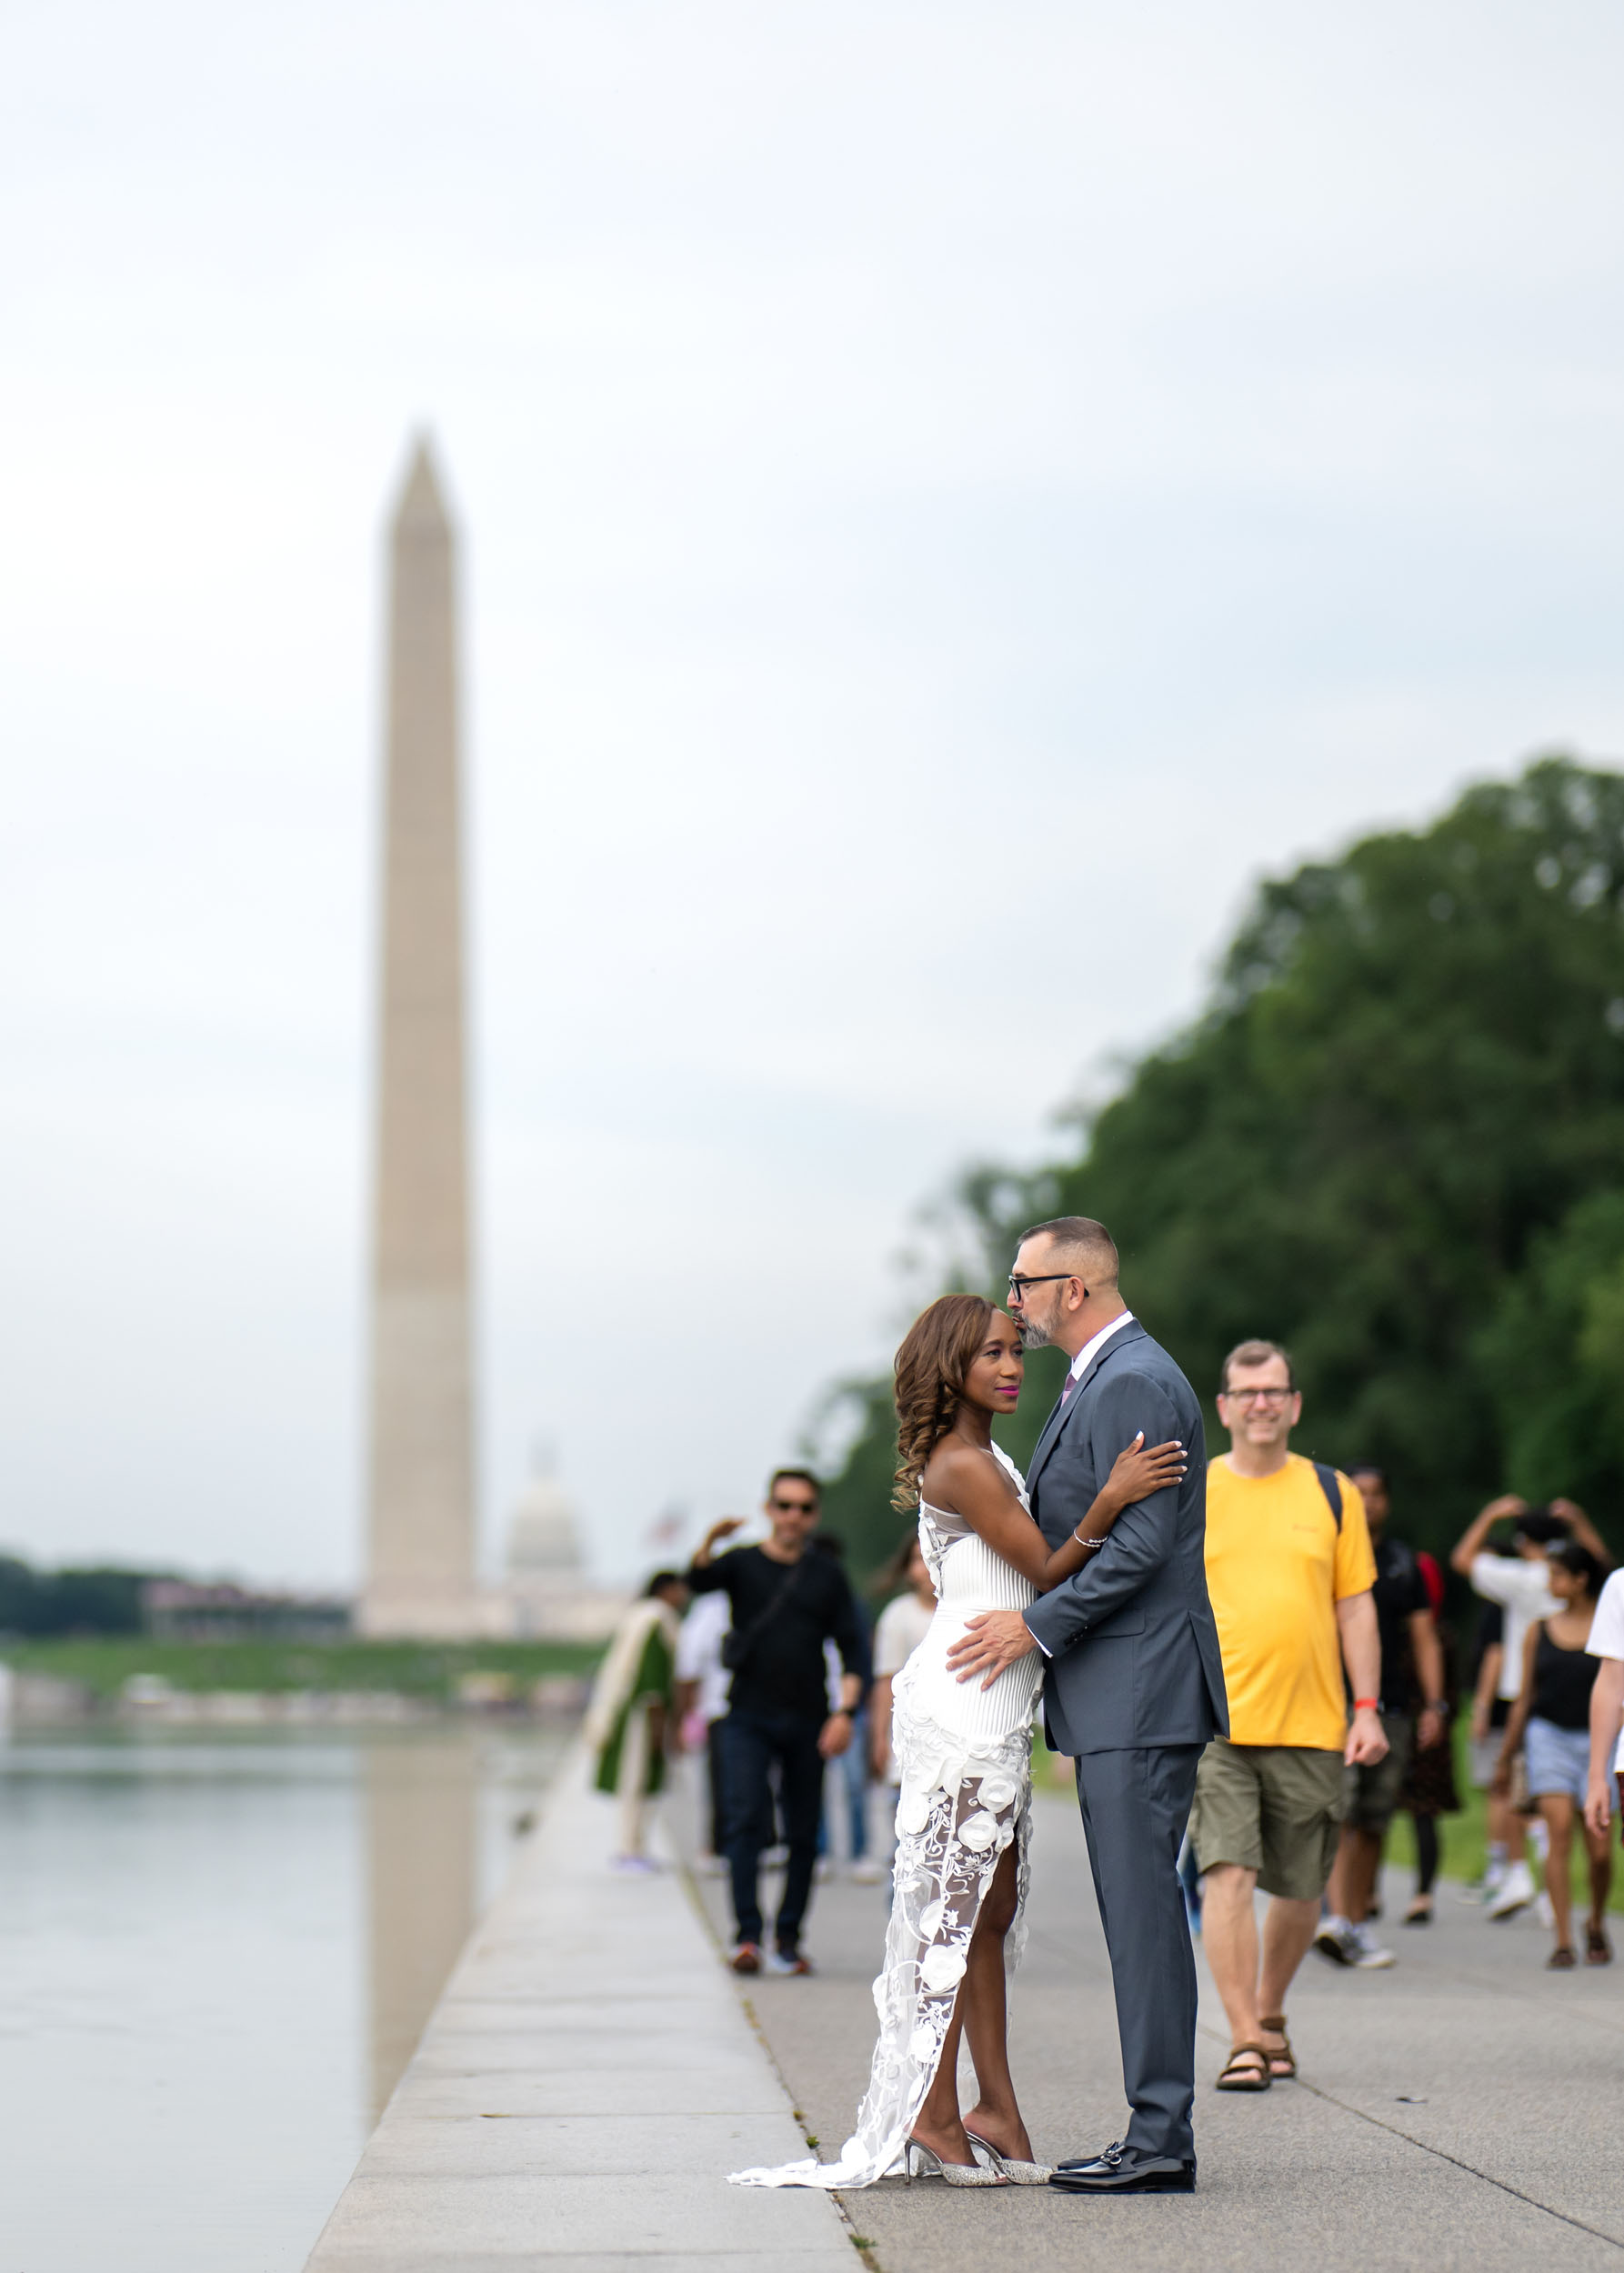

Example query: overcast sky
[4,1,1623,1587]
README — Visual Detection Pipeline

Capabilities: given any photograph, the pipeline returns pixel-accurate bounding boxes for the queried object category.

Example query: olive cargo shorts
[1189,1738,1346,1901]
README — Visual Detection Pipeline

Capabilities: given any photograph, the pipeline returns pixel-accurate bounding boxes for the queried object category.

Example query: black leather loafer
[1049,2143,1195,2193]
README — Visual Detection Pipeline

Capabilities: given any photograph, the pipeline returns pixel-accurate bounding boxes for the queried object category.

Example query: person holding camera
[1451,1493,1612,1918]
[687,1469,867,1976]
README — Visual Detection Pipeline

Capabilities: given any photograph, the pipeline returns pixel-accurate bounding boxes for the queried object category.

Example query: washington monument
[361,438,478,1637]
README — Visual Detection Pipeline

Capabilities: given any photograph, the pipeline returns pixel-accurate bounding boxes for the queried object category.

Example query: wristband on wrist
[1354,1697,1379,1712]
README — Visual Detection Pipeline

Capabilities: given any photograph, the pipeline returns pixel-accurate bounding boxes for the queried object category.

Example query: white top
[873,1590,936,1679]
[905,1444,1043,1743]
[675,1588,732,1723]
[1470,1552,1559,1701]
[1586,1567,1624,1772]
[1065,1307,1136,1386]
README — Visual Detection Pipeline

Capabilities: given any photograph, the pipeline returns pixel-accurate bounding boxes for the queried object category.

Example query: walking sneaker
[767,1948,814,1976]
[1314,1916,1359,1966]
[1485,1860,1537,1919]
[1458,1859,1507,1906]
[849,1857,886,1885]
[730,1942,761,1974]
[1348,1923,1396,1969]
[1535,1890,1556,1929]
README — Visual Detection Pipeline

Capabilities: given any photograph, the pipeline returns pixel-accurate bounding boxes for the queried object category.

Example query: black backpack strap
[1313,1463,1343,1531]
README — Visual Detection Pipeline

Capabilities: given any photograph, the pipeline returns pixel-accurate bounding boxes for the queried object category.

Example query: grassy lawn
[0,1634,603,1703]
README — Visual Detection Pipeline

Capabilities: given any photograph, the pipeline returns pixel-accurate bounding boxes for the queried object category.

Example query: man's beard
[1016,1311,1052,1351]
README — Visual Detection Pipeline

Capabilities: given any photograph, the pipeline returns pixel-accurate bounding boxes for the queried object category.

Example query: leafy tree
[0,1557,151,1637]
[816,756,1624,1571]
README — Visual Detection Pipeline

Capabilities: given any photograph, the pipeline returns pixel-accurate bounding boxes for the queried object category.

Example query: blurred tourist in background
[585,1570,689,1872]
[1586,1565,1624,1862]
[1398,1548,1461,1924]
[687,1469,867,1976]
[674,1582,731,1875]
[1453,1496,1610,1917]
[867,1534,936,1881]
[1496,1541,1614,1968]
[811,1533,878,1882]
[1316,1465,1445,1969]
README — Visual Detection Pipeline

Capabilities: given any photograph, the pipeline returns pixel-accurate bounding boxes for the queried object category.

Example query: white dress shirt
[1064,1308,1136,1390]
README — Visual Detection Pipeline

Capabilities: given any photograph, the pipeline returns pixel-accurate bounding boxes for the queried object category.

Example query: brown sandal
[1548,1946,1577,1969]
[1259,2016,1298,2079]
[1587,1925,1612,1966]
[1216,2044,1272,2091]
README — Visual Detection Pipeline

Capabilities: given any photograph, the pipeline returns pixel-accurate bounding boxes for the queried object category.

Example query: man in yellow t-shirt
[1189,1339,1385,2096]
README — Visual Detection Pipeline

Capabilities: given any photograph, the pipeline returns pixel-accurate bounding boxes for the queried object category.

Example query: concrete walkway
[693,1774,1624,2272]
[303,1744,853,2272]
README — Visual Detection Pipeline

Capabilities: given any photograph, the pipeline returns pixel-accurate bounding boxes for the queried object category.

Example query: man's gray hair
[1018,1216,1119,1287]
[1218,1338,1296,1394]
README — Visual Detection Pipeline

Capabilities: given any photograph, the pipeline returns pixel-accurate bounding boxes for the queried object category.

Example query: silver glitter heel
[964,2128,1052,2184]
[905,2138,1007,2187]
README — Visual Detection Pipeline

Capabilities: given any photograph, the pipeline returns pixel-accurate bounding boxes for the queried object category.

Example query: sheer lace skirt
[728,1677,1032,2190]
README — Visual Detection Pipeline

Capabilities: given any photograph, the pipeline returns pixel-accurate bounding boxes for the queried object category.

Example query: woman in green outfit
[586,1571,689,1871]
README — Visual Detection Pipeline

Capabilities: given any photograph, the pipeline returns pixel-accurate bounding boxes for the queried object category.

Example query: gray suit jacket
[1022,1319,1228,1756]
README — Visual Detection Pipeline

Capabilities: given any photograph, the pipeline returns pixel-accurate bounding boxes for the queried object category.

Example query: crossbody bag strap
[725,1556,807,1668]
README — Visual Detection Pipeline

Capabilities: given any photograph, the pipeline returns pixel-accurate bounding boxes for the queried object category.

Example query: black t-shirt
[687,1545,867,1724]
[1372,1534,1431,1713]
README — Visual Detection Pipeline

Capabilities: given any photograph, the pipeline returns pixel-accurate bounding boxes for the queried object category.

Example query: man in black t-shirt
[687,1468,867,1975]
[1317,1466,1446,1968]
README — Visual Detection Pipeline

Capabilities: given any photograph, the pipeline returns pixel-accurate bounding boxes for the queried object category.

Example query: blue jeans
[817,1707,870,1860]
[717,1706,825,1951]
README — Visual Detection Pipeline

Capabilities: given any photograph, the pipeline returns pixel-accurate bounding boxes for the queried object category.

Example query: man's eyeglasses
[1222,1386,1293,1407]
[1007,1273,1078,1299]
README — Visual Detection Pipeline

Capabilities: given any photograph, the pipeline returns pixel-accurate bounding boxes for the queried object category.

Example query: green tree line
[817,756,1624,1577]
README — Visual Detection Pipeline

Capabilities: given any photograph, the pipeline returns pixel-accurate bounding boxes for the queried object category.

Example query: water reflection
[366,1737,476,2121]
[0,1723,565,2273]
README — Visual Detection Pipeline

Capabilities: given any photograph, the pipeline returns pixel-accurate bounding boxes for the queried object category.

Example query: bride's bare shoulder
[920,1439,1018,1517]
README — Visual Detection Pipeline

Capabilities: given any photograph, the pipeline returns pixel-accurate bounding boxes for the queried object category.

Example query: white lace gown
[730,1447,1041,2189]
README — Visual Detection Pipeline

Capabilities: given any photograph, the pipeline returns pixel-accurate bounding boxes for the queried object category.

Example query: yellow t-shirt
[1204,1453,1377,1750]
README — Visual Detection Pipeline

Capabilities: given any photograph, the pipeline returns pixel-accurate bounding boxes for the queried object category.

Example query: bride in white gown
[730,1293,1185,2191]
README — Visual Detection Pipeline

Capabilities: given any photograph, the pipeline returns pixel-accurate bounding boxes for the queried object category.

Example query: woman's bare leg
[1539,1795,1574,1952]
[912,1998,972,2164]
[957,1842,1036,2163]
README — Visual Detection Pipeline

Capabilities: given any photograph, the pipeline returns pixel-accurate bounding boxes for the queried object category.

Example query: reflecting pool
[0,1723,566,2273]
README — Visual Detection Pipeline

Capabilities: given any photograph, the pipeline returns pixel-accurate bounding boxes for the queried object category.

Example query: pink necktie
[1060,1371,1078,1404]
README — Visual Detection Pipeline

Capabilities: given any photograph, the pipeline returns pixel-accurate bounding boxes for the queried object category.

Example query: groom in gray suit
[947,1216,1228,2194]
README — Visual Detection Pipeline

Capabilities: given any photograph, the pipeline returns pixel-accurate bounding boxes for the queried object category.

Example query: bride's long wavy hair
[892,1292,997,1510]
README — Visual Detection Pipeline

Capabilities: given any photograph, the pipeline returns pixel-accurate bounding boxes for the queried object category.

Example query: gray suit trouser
[1073,1742,1204,2167]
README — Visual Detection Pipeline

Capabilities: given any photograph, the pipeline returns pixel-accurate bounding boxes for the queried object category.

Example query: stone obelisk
[361,438,477,1637]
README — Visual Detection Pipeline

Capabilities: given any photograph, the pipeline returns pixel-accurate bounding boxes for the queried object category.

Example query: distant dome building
[505,1468,583,1581]
[502,1455,624,1640]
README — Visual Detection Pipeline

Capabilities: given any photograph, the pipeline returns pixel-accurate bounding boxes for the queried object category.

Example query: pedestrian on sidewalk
[868,1535,937,1882]
[687,1469,867,1977]
[1451,1496,1609,1916]
[1398,1548,1461,1924]
[1191,1339,1385,2091]
[673,1584,731,1873]
[1318,1465,1447,1968]
[585,1570,689,1872]
[1496,1540,1615,1968]
[810,1534,882,1882]
[1586,1566,1624,1872]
